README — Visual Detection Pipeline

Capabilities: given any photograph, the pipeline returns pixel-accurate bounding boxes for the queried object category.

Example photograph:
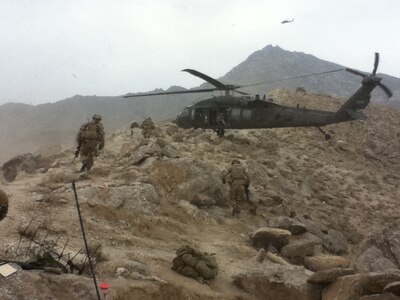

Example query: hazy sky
[0,0,399,105]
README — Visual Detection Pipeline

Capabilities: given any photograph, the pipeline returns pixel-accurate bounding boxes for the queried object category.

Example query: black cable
[72,181,101,300]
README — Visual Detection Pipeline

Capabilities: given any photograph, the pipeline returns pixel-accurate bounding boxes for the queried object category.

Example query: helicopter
[124,53,392,139]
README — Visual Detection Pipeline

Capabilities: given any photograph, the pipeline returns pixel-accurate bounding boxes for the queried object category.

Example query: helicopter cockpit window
[180,108,190,118]
[231,108,241,120]
[242,109,252,120]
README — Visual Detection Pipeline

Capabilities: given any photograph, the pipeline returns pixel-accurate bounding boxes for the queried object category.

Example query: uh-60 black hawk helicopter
[124,53,392,139]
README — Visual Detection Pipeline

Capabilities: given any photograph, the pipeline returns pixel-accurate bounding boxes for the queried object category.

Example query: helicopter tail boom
[330,75,377,123]
[330,52,392,124]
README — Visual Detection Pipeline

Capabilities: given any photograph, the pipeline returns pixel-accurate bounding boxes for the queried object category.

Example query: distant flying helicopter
[281,19,294,24]
[124,53,392,139]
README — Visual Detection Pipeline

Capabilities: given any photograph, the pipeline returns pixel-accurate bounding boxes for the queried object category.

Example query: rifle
[75,141,82,158]
[244,184,250,203]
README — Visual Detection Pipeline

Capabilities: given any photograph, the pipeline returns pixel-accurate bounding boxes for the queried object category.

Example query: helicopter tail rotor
[345,52,392,98]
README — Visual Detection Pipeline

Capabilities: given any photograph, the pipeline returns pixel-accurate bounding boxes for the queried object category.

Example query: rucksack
[79,122,100,140]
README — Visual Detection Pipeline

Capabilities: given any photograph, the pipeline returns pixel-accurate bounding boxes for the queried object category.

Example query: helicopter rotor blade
[378,82,393,98]
[235,90,250,95]
[182,69,228,90]
[240,68,346,88]
[345,68,368,78]
[123,88,218,98]
[372,52,379,75]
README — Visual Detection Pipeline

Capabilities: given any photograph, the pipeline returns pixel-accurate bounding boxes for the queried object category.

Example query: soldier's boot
[85,159,94,172]
[249,207,257,215]
[80,163,87,172]
[232,205,241,217]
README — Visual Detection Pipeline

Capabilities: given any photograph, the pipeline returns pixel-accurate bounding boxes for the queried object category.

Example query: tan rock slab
[304,255,351,271]
[251,227,291,250]
[307,268,355,285]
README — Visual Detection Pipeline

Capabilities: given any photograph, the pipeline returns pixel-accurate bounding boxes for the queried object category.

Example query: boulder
[304,255,351,271]
[354,246,398,273]
[322,271,400,300]
[151,157,227,206]
[322,229,348,255]
[251,227,291,250]
[321,274,365,300]
[307,268,355,285]
[233,264,320,300]
[129,143,162,165]
[359,294,400,300]
[161,145,180,158]
[107,183,160,214]
[298,216,348,254]
[268,216,307,235]
[0,266,97,300]
[281,239,317,260]
[384,281,400,296]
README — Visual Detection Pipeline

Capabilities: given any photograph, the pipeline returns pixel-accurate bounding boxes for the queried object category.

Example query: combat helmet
[231,159,240,165]
[92,114,102,121]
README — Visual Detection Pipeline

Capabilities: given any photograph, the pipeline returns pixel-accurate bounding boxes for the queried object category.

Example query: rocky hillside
[1,89,400,299]
[1,45,399,165]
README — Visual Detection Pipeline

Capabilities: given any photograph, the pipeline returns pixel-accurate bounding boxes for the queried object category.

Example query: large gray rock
[354,246,398,273]
[233,264,320,300]
[322,270,400,300]
[320,229,348,255]
[268,216,307,235]
[173,157,228,205]
[280,238,317,260]
[161,145,180,158]
[107,183,160,214]
[295,217,348,254]
[384,281,400,296]
[0,265,97,300]
[367,231,400,269]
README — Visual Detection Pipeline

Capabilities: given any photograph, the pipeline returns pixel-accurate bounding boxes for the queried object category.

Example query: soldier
[140,117,155,138]
[223,159,256,217]
[75,114,105,172]
[0,189,9,221]
[130,121,139,136]
[216,111,226,137]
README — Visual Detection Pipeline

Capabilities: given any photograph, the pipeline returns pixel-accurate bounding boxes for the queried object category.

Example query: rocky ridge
[0,89,400,299]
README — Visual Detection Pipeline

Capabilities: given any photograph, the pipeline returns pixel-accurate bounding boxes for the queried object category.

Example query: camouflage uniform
[216,112,226,137]
[0,189,9,222]
[224,160,255,216]
[172,245,218,283]
[130,121,139,136]
[140,117,155,138]
[75,115,105,172]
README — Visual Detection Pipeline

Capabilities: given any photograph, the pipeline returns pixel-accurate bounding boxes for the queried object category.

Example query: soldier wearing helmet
[75,114,105,172]
[222,159,256,217]
[140,117,155,138]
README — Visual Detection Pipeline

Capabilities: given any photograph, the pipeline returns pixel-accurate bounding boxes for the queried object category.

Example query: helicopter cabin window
[193,108,209,124]
[242,109,252,120]
[231,108,241,120]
